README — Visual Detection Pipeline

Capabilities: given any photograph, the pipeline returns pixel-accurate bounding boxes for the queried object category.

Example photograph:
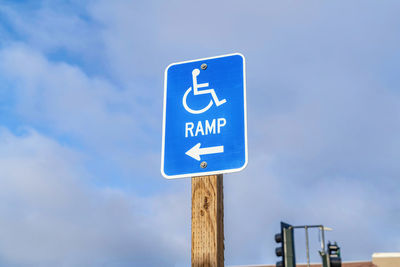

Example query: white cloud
[0,3,100,57]
[0,44,129,140]
[0,128,189,266]
[1,1,400,266]
[0,44,161,176]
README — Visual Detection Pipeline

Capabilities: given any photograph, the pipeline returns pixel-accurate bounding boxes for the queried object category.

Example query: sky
[0,0,400,266]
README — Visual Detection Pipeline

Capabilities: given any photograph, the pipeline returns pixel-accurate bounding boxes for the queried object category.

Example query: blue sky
[0,0,400,266]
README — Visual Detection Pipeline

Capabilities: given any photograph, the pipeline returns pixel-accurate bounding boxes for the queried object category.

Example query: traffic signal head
[274,222,296,267]
[275,233,283,257]
[327,241,341,267]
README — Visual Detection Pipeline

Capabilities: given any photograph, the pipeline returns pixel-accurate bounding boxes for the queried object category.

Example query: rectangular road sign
[161,53,247,179]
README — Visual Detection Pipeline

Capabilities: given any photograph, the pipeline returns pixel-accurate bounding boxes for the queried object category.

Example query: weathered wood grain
[192,174,224,267]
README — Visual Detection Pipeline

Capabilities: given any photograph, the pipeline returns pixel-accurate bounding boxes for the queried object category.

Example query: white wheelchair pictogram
[182,68,227,114]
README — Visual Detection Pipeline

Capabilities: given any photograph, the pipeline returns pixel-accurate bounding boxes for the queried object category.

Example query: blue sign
[161,53,247,179]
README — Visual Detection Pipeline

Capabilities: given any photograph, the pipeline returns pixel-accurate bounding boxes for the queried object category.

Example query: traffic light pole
[191,174,224,267]
[290,225,330,267]
[275,224,339,267]
[305,226,310,267]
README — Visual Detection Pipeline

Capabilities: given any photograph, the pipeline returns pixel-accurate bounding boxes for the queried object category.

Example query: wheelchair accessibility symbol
[182,68,227,114]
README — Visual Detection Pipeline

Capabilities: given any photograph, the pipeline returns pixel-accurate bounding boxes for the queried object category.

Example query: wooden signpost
[192,174,224,267]
[162,54,247,267]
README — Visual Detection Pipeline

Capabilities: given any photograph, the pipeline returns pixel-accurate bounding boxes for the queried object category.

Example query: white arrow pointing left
[185,143,224,161]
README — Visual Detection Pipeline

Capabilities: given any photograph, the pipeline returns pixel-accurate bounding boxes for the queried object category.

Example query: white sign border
[161,53,248,179]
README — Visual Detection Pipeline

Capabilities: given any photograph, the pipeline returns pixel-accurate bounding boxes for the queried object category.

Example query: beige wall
[372,253,400,267]
[229,262,374,267]
[229,253,400,267]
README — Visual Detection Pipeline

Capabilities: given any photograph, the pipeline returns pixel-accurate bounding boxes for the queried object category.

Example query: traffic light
[327,241,341,267]
[274,222,296,267]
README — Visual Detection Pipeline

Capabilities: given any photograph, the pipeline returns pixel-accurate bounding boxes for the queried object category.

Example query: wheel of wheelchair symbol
[182,87,213,114]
